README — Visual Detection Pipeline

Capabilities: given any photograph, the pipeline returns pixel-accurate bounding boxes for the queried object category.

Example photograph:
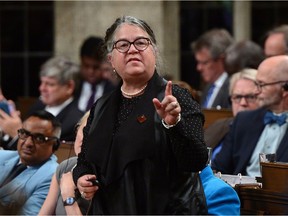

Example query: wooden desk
[202,108,233,129]
[236,186,288,215]
[236,163,288,215]
[16,96,38,119]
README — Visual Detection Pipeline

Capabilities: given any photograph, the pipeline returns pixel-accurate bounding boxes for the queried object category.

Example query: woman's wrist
[61,192,76,201]
[162,114,181,129]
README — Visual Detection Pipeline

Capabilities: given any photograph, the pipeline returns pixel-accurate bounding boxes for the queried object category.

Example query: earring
[113,69,116,74]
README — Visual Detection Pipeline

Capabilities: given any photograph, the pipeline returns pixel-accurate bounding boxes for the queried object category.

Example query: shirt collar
[45,97,73,116]
[214,72,228,88]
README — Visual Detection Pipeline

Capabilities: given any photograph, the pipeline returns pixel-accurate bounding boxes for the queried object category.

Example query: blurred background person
[76,36,116,112]
[205,68,260,161]
[263,24,288,57]
[0,56,84,150]
[191,28,234,109]
[224,40,265,75]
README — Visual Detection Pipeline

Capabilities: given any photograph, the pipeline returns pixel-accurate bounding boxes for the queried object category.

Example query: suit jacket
[200,166,240,215]
[211,107,288,175]
[0,151,58,215]
[75,79,116,110]
[201,76,230,109]
[27,98,84,142]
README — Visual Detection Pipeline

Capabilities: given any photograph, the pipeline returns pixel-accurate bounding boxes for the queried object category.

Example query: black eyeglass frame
[255,80,288,90]
[230,94,258,104]
[112,37,152,53]
[17,128,58,145]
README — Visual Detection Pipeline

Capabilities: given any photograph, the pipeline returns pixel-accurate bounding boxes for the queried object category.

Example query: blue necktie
[203,84,215,108]
[263,111,287,126]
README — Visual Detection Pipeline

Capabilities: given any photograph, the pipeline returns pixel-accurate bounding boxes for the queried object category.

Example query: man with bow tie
[212,55,288,177]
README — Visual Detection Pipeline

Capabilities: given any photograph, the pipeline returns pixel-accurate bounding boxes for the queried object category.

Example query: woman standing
[72,16,208,214]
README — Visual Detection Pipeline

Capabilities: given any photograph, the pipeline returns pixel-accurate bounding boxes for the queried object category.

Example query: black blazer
[74,79,116,104]
[27,99,84,142]
[201,76,230,109]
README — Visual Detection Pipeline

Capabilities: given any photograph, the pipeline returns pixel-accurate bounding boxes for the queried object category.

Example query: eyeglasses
[113,37,151,53]
[18,128,58,145]
[230,94,258,104]
[255,80,288,91]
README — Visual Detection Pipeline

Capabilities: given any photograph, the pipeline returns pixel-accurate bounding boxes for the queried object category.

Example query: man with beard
[212,55,288,177]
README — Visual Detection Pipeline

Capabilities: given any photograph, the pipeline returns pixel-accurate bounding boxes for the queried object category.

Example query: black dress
[73,72,208,214]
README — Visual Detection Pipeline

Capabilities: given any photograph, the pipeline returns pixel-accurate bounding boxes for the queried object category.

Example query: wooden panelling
[202,108,233,129]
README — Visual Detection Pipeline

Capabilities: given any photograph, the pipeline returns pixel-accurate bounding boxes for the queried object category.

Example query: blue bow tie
[264,111,287,126]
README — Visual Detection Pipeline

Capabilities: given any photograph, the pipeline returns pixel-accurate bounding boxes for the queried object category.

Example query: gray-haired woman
[73,16,208,215]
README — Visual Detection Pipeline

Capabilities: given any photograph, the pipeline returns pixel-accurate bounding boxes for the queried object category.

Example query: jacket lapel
[0,166,37,198]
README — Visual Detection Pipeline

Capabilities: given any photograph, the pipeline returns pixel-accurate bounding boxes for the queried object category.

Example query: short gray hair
[229,68,258,95]
[40,56,79,85]
[104,16,163,73]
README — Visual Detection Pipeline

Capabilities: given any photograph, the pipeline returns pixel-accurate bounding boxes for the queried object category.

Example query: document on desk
[214,172,257,187]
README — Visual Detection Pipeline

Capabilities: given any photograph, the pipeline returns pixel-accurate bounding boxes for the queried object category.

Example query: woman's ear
[107,54,114,68]
[107,54,112,62]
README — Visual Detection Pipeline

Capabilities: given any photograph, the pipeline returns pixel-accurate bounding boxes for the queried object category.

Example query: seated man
[0,56,84,150]
[0,110,61,215]
[204,68,260,160]
[191,28,234,109]
[212,55,288,177]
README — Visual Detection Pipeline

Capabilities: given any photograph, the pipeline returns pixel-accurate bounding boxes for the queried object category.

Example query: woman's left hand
[153,81,181,125]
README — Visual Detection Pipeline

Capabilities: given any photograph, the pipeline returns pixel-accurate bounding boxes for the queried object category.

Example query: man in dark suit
[76,36,116,112]
[212,55,288,177]
[205,69,260,157]
[191,29,234,109]
[0,56,84,149]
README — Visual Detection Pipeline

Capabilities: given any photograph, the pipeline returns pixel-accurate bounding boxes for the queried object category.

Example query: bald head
[258,55,288,81]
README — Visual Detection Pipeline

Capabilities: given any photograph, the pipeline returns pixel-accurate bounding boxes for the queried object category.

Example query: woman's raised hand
[153,81,181,126]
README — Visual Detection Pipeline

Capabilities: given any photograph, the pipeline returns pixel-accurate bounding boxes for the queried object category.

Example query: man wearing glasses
[0,110,61,215]
[191,29,234,109]
[205,68,260,161]
[212,55,288,177]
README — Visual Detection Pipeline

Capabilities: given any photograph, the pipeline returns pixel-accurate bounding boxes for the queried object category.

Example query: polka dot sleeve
[166,85,208,172]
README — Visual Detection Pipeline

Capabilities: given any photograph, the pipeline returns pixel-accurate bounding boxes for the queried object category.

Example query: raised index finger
[165,81,173,96]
